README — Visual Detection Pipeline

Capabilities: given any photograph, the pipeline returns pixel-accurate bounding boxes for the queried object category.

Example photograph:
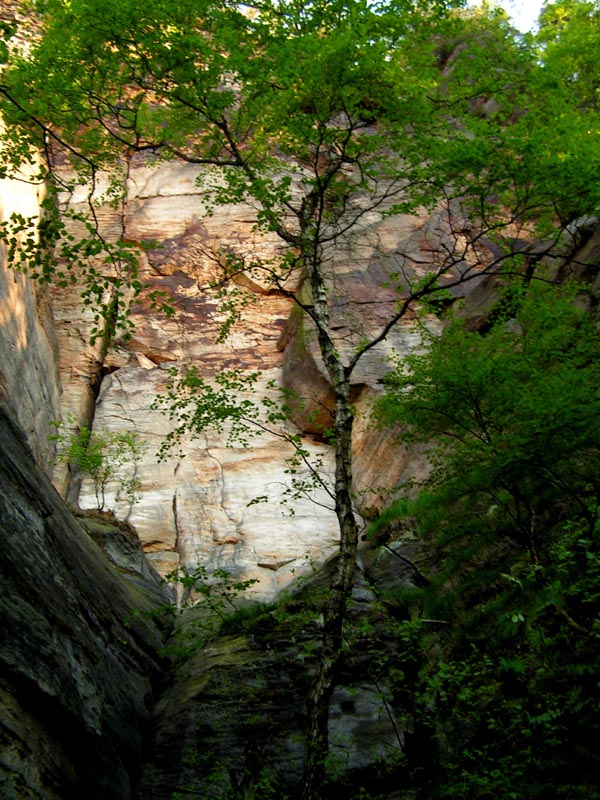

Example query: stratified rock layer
[50,157,344,592]
[49,157,453,594]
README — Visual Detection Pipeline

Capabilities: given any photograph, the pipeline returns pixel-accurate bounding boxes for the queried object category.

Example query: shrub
[50,415,146,511]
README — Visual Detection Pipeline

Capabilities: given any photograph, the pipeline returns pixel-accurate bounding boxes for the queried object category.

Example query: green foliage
[171,758,289,800]
[173,565,259,616]
[0,126,175,343]
[538,0,600,109]
[0,20,16,66]
[50,415,146,511]
[373,282,600,797]
[155,565,261,661]
[3,0,598,296]
[153,365,265,454]
[1,0,598,358]
[4,2,600,796]
[377,282,600,562]
[152,366,334,512]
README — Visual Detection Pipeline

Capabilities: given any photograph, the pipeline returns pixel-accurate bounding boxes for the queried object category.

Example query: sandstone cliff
[44,155,450,598]
[0,152,451,798]
[2,149,599,798]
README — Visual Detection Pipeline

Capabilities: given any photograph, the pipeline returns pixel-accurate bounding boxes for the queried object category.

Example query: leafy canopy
[377,281,600,558]
[2,0,600,292]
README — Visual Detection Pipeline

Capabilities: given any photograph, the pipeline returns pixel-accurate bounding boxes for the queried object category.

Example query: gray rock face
[0,404,169,800]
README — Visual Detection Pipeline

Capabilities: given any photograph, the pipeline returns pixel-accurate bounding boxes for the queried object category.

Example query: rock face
[0,150,440,598]
[81,363,339,597]
[45,156,460,596]
[6,144,599,799]
[0,150,438,798]
[0,403,168,800]
[0,157,60,470]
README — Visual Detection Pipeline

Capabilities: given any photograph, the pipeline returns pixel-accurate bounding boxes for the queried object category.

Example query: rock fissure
[204,441,244,549]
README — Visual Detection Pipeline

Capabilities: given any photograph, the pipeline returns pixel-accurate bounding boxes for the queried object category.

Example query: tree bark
[301,250,361,800]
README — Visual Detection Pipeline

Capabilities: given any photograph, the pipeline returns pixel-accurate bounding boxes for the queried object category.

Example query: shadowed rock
[0,404,169,800]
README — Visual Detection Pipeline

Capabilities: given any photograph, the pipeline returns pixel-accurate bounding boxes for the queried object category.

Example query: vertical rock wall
[0,402,167,800]
[50,157,341,598]
[0,145,480,604]
[0,150,169,800]
[0,151,60,470]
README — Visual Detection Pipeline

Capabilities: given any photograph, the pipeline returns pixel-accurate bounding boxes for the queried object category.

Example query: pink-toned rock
[48,158,465,598]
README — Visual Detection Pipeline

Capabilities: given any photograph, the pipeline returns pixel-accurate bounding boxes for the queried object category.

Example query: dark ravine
[135,553,417,800]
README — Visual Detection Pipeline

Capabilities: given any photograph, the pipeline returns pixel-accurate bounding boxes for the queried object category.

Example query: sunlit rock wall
[49,155,457,599]
[48,156,340,598]
[0,146,60,470]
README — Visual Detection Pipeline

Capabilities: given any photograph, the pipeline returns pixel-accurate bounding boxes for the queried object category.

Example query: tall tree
[1,1,599,795]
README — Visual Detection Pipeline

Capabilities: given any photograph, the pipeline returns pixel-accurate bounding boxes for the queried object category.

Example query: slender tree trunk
[301,249,361,799]
[302,401,359,799]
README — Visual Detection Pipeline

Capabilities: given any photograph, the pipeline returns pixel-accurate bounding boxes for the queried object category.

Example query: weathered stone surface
[0,403,168,800]
[279,214,446,512]
[78,364,340,600]
[7,146,592,800]
[76,509,169,595]
[351,397,432,514]
[136,630,308,800]
[0,159,60,470]
[43,157,343,594]
[48,157,474,594]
